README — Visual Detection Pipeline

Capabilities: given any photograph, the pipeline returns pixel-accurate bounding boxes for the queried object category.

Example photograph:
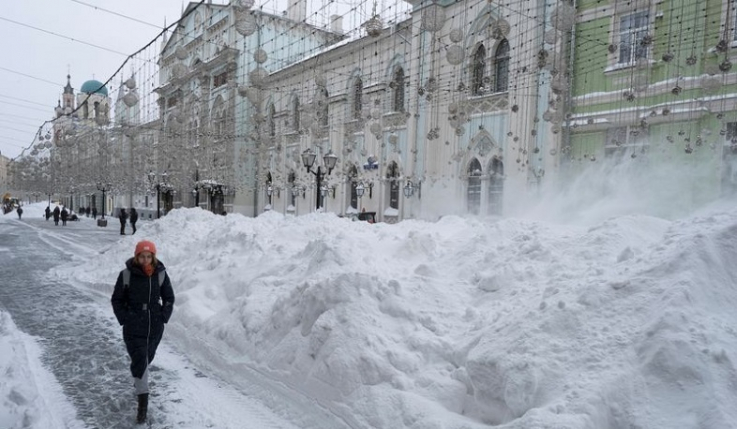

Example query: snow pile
[0,311,84,429]
[63,203,737,428]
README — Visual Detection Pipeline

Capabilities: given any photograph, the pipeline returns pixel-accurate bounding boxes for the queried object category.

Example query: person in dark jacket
[111,240,174,424]
[45,206,51,220]
[16,206,23,220]
[92,206,97,219]
[119,208,128,235]
[60,207,69,226]
[52,206,60,225]
[129,208,138,235]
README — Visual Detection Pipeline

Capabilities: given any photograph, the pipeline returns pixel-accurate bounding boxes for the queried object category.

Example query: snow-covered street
[3,199,737,428]
[0,209,349,428]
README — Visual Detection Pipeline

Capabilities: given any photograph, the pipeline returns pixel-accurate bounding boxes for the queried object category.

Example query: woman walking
[111,240,175,424]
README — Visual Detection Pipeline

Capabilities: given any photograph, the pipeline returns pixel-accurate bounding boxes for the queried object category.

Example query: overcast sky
[0,0,197,159]
[0,0,403,161]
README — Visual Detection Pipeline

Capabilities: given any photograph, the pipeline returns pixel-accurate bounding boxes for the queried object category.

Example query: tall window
[348,165,358,209]
[494,40,510,92]
[353,77,363,120]
[288,171,296,207]
[392,67,405,112]
[467,158,482,215]
[319,88,329,127]
[292,97,300,132]
[386,162,400,209]
[471,44,486,95]
[268,104,276,137]
[488,157,504,215]
[619,11,649,64]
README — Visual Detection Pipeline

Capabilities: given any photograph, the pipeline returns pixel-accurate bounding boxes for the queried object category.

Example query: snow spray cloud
[511,143,721,225]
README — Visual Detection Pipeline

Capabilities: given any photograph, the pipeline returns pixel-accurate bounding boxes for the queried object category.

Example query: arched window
[348,165,359,209]
[292,97,300,132]
[319,88,329,127]
[392,67,405,112]
[353,77,363,120]
[268,104,276,137]
[494,39,510,92]
[467,158,482,214]
[288,170,296,207]
[488,157,504,215]
[386,161,400,209]
[471,44,486,96]
[94,102,100,119]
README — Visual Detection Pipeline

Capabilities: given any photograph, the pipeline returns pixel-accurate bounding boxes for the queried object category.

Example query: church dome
[80,80,108,96]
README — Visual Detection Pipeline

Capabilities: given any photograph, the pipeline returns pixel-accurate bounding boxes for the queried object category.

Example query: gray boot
[136,393,148,424]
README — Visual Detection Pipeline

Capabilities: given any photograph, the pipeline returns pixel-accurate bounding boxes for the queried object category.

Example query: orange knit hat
[134,240,156,256]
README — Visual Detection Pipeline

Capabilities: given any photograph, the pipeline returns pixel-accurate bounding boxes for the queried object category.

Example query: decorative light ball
[371,108,382,120]
[446,45,465,65]
[720,60,732,72]
[551,4,576,31]
[249,67,269,87]
[685,56,697,66]
[123,91,139,107]
[245,87,261,104]
[364,16,383,37]
[175,45,188,60]
[369,122,382,135]
[253,48,268,64]
[421,5,446,33]
[544,29,558,45]
[125,77,137,89]
[662,52,674,62]
[671,86,681,95]
[236,13,258,36]
[455,126,465,136]
[549,148,557,156]
[44,141,53,149]
[388,134,398,144]
[449,28,463,43]
[237,85,249,97]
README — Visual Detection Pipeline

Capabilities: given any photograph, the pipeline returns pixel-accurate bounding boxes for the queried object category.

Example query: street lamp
[301,148,338,211]
[96,182,111,225]
[148,170,168,219]
[403,180,421,199]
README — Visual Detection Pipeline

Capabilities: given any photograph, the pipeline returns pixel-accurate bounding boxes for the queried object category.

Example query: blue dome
[80,80,108,96]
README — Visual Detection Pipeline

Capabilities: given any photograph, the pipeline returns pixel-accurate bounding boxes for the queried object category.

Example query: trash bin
[97,218,108,227]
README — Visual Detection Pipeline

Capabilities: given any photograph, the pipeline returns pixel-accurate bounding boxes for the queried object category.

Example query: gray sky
[0,0,194,159]
[0,0,406,160]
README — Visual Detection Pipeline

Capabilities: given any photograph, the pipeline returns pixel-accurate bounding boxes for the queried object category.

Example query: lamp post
[148,170,168,219]
[96,182,111,225]
[301,148,338,211]
[191,187,200,207]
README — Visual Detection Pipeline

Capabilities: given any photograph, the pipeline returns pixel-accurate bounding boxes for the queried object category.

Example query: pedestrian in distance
[60,207,69,226]
[119,208,128,235]
[45,206,51,221]
[92,206,97,219]
[110,240,175,425]
[52,206,60,226]
[129,208,138,235]
[16,206,23,220]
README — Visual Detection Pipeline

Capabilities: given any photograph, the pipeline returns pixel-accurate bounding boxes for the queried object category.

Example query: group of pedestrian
[45,205,71,226]
[118,207,138,235]
[77,206,98,219]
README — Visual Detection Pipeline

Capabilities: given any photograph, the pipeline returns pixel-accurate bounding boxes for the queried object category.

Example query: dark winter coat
[111,259,175,378]
[130,208,138,223]
[60,208,68,221]
[119,209,127,225]
[53,207,60,221]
